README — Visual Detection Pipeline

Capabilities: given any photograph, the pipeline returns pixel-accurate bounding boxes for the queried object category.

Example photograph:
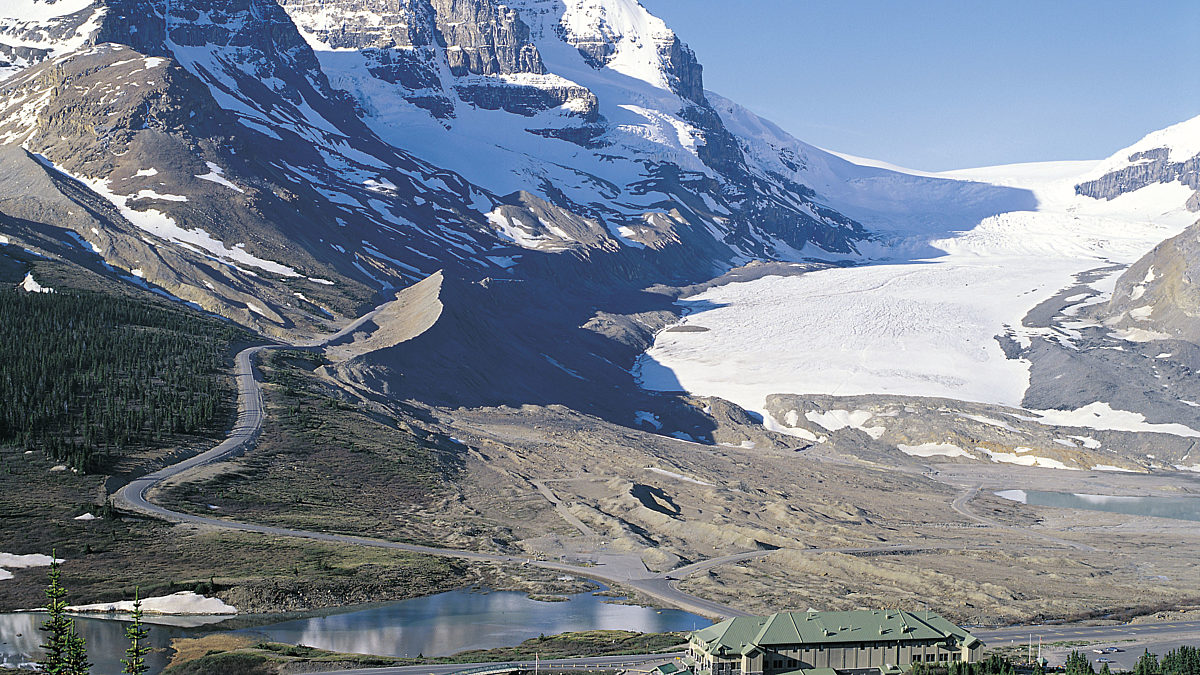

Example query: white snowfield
[897,443,973,459]
[67,591,237,615]
[18,272,54,293]
[638,116,1200,439]
[0,552,59,582]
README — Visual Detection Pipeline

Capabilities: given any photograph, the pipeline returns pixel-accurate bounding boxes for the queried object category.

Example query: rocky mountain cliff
[1075,115,1200,212]
[0,0,1036,403]
[1073,115,1200,345]
[1100,219,1200,344]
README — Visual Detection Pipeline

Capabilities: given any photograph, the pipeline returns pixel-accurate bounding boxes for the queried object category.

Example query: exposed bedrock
[1076,147,1200,211]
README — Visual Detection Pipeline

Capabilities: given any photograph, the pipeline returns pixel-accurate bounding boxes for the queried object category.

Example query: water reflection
[0,612,182,674]
[995,489,1200,521]
[0,587,709,674]
[236,588,708,658]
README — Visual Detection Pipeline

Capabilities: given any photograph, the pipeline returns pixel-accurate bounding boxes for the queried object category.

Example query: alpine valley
[3,0,1200,656]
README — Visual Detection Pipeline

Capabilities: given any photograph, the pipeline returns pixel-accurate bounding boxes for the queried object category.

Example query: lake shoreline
[0,585,709,675]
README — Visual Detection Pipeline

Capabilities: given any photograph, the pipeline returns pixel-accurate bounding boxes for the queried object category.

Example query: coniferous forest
[0,287,245,473]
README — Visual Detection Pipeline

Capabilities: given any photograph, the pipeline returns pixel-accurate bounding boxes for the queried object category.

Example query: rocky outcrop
[1100,219,1200,344]
[764,392,1183,471]
[280,0,553,118]
[455,80,598,118]
[433,0,544,76]
[1076,147,1200,211]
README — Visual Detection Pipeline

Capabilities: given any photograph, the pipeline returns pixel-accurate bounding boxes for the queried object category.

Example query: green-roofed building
[685,610,983,675]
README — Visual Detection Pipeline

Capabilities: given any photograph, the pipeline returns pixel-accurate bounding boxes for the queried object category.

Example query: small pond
[995,489,1200,522]
[0,586,709,674]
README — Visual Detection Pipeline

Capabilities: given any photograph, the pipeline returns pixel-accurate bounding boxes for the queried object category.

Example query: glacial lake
[995,489,1200,522]
[0,587,708,674]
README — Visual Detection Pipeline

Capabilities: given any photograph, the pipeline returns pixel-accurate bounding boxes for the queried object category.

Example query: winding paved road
[110,335,1200,664]
[111,340,951,620]
[951,484,1096,552]
[111,342,762,619]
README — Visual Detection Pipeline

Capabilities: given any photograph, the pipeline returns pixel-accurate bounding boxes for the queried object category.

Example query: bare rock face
[1076,147,1200,212]
[279,0,556,118]
[454,80,598,118]
[1100,219,1200,344]
[432,0,544,76]
[763,392,1189,471]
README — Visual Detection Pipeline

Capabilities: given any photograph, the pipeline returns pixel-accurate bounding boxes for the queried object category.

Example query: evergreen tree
[120,588,151,675]
[38,552,70,674]
[1066,651,1096,675]
[64,620,91,675]
[1162,646,1200,675]
[1100,662,1112,675]
[1136,650,1163,675]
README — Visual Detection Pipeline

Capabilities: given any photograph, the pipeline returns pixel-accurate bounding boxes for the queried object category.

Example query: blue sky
[641,0,1200,171]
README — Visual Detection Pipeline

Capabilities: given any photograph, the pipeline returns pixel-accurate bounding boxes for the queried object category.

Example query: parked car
[1097,658,1114,663]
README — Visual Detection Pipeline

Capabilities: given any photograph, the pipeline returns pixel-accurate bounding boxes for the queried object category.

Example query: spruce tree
[39,551,70,674]
[121,588,151,675]
[64,620,91,675]
[1066,651,1096,675]
[1100,663,1112,675]
[1136,650,1163,675]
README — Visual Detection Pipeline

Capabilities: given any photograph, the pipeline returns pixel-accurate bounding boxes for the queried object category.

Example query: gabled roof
[692,616,769,655]
[691,611,983,651]
[912,612,983,648]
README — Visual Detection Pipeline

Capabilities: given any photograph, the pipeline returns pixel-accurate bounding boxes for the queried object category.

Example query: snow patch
[195,162,244,193]
[959,413,1019,433]
[979,449,1077,470]
[645,467,712,486]
[897,442,973,458]
[1029,402,1200,438]
[804,409,885,439]
[67,591,236,615]
[1128,305,1154,321]
[0,552,59,581]
[133,189,187,202]
[633,411,662,430]
[994,489,1027,503]
[19,272,54,293]
[762,411,822,442]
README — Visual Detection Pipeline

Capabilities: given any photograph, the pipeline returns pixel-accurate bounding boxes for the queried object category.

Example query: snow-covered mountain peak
[1075,113,1200,212]
[1092,113,1200,175]
[0,0,105,80]
[546,0,699,100]
[0,0,1063,339]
